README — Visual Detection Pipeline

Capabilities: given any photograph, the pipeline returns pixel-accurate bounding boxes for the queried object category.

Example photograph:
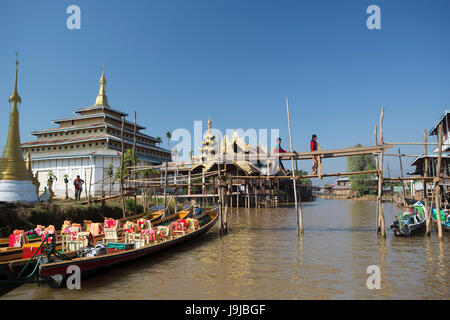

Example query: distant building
[334,177,354,197]
[21,68,171,198]
[408,110,450,198]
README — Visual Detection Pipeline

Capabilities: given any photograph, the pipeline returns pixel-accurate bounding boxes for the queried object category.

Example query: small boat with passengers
[390,201,426,236]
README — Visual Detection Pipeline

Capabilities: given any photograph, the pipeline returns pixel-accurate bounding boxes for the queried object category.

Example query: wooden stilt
[163,161,168,209]
[424,129,431,235]
[133,111,137,214]
[374,125,380,233]
[120,116,126,218]
[436,124,443,240]
[378,108,386,238]
[286,97,302,236]
[398,149,407,207]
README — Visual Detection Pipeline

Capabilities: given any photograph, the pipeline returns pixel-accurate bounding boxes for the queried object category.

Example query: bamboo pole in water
[424,129,431,235]
[374,125,380,232]
[133,111,137,215]
[120,116,126,218]
[286,97,302,236]
[435,124,443,240]
[163,161,168,209]
[398,149,407,207]
[378,108,386,238]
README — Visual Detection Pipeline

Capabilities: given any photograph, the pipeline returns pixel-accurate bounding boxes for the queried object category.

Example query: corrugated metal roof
[429,110,450,136]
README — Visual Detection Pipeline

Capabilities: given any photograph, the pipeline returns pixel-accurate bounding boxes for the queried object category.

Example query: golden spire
[95,64,109,106]
[9,53,21,104]
[0,54,30,181]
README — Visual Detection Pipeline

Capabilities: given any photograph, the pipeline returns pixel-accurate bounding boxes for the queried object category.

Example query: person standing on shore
[311,134,319,175]
[74,175,84,201]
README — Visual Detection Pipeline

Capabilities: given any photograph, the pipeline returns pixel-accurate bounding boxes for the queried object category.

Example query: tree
[294,169,312,185]
[63,174,69,199]
[347,144,376,195]
[139,167,160,212]
[166,131,172,149]
[156,136,162,144]
[115,148,139,182]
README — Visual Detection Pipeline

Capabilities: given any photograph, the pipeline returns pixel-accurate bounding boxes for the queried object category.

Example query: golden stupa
[0,54,38,202]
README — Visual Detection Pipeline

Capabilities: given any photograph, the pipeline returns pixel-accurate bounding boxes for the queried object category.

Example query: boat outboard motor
[401,224,411,236]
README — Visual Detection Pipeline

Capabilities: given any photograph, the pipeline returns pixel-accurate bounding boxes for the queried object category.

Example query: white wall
[31,156,154,199]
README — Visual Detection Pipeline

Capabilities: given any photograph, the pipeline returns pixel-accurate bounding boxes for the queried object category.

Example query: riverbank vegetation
[347,144,377,196]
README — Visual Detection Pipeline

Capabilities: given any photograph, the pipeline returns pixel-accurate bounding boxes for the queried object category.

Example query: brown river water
[1,199,449,299]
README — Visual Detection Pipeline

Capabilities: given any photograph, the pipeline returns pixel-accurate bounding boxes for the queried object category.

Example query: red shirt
[311,140,317,151]
[74,178,84,190]
[273,144,287,153]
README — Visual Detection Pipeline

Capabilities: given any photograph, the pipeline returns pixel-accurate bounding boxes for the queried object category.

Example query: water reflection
[1,199,448,300]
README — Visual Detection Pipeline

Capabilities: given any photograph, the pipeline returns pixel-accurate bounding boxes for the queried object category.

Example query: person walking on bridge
[311,134,319,175]
[273,137,288,175]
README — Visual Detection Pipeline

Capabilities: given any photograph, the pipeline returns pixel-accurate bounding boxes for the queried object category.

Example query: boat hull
[38,212,218,279]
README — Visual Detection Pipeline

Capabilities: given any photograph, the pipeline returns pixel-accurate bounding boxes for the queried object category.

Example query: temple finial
[9,52,21,104]
[95,64,109,106]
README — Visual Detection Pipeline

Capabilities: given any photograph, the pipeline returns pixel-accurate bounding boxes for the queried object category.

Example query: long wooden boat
[432,208,450,232]
[0,212,151,263]
[390,201,426,236]
[7,208,218,287]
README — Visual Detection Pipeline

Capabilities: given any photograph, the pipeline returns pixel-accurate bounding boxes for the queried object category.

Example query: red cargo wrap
[22,243,46,259]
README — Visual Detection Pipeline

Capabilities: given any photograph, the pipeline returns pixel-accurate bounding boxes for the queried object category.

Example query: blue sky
[0,0,449,184]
